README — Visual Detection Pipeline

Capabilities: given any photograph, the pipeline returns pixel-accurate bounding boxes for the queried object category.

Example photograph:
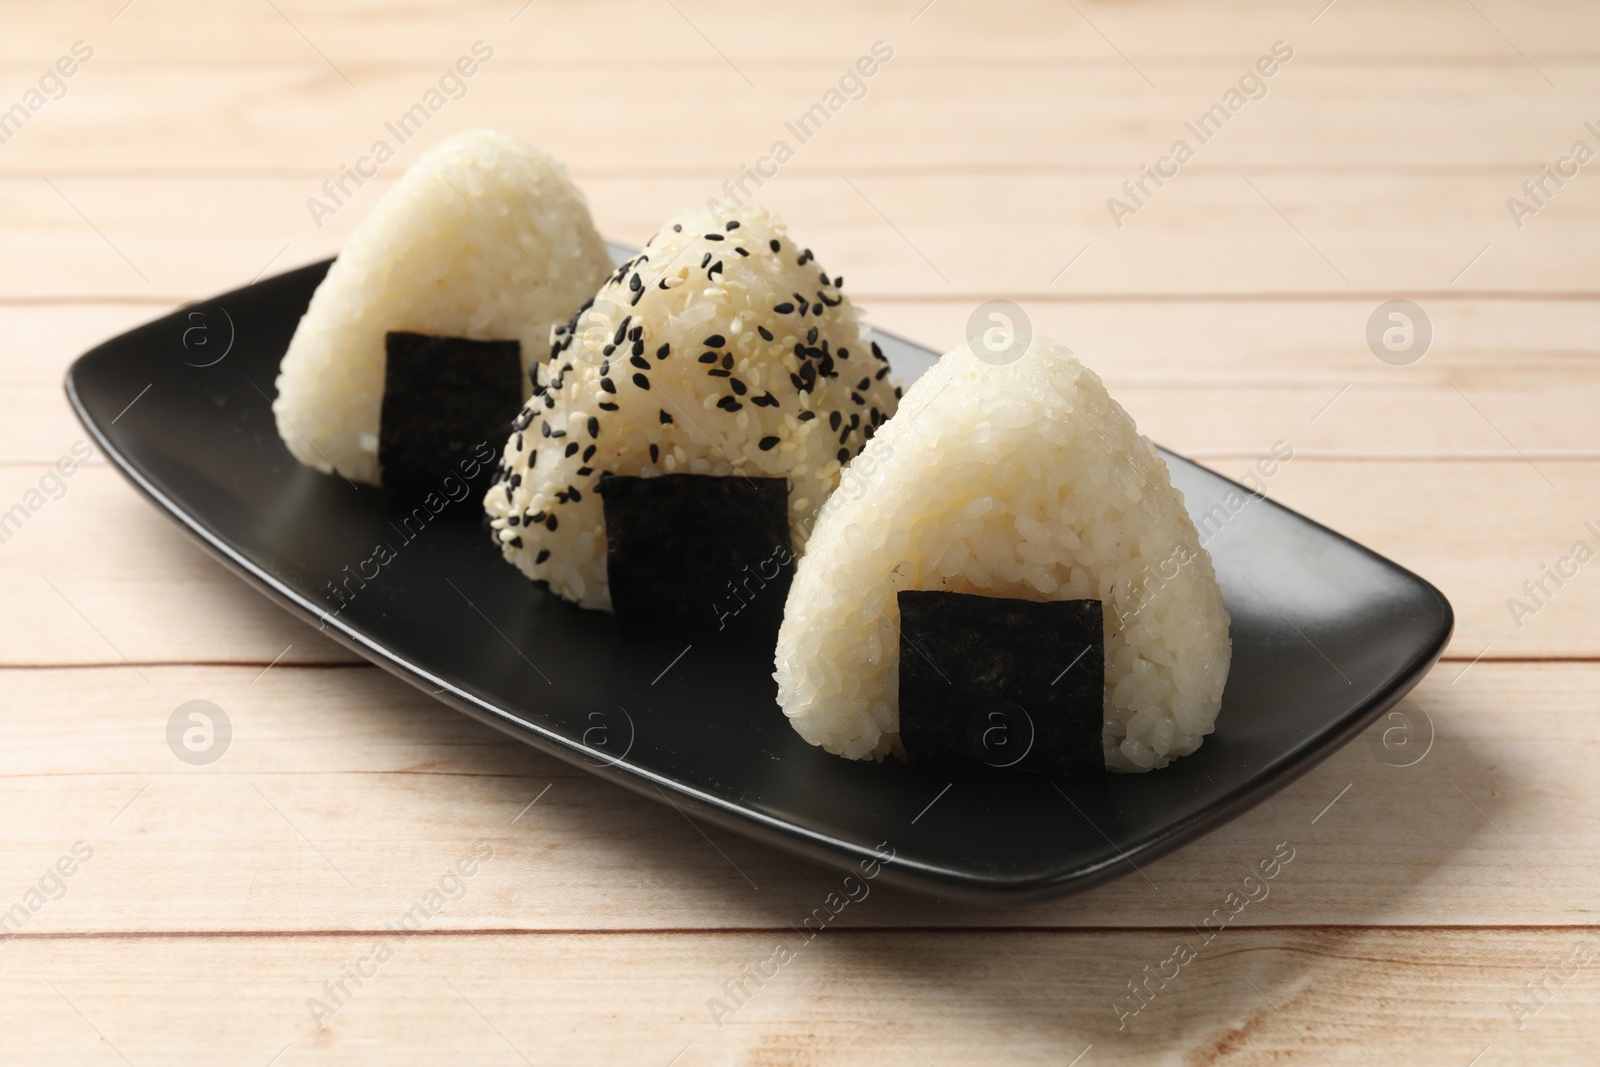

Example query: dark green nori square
[897,590,1105,775]
[379,331,522,492]
[598,474,792,632]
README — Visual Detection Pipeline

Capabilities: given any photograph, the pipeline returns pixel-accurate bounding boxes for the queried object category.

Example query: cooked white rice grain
[273,129,612,485]
[774,334,1231,771]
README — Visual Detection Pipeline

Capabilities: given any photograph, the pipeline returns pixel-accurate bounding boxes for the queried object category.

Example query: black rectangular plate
[64,247,1453,905]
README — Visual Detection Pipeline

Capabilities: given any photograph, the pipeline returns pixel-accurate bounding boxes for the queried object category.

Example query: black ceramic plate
[65,248,1453,905]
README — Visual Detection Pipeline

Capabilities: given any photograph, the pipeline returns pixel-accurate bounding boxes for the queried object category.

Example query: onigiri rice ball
[774,333,1231,771]
[273,129,612,485]
[484,203,902,610]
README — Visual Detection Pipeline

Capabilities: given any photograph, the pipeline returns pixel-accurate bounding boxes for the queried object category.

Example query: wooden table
[4,0,1597,1062]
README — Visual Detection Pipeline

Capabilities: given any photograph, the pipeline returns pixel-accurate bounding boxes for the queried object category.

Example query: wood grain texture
[3,0,1597,1061]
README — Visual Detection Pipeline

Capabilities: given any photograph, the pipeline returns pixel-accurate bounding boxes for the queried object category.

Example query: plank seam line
[2,654,1591,672]
[4,923,1596,942]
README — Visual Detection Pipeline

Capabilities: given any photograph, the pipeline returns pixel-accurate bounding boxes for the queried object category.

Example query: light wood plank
[3,172,1598,305]
[0,661,1592,931]
[0,927,1594,1065]
[2,56,1597,181]
[10,0,1600,63]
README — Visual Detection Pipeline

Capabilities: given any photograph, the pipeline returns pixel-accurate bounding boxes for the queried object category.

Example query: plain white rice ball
[774,334,1231,771]
[273,129,612,485]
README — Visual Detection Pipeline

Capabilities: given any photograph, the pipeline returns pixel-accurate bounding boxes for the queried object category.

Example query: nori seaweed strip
[897,590,1105,775]
[597,474,792,632]
[380,331,522,492]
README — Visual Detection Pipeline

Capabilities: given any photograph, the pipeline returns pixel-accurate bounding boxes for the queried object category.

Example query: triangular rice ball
[484,204,901,610]
[774,334,1231,770]
[273,129,612,485]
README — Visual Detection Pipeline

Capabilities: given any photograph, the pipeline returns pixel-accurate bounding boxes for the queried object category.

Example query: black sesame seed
[601,378,616,394]
[629,274,642,292]
[875,366,890,380]
[721,353,733,369]
[894,386,903,399]
[630,354,650,370]
[872,341,885,360]
[839,426,852,444]
[656,343,671,359]
[583,445,596,462]
[564,442,579,457]
[758,326,773,341]
[704,334,726,348]
[707,369,731,378]
[734,247,750,257]
[546,515,559,531]
[769,239,781,252]
[851,392,864,405]
[536,549,550,564]
[550,428,567,438]
[649,444,659,463]
[632,341,645,357]
[577,466,593,476]
[798,410,817,421]
[709,261,723,278]
[829,411,842,430]
[717,396,743,411]
[673,223,683,232]
[603,344,616,357]
[774,302,795,314]
[700,252,712,269]
[599,360,610,376]
[726,221,741,231]
[698,352,718,364]
[659,410,673,425]
[510,536,523,549]
[759,436,780,451]
[632,373,651,390]
[629,325,643,342]
[568,486,582,502]
[730,378,747,396]
[808,327,819,344]
[837,448,849,463]
[541,421,552,438]
[705,233,725,241]
[857,377,871,391]
[752,392,778,407]
[587,417,600,439]
[599,401,619,411]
